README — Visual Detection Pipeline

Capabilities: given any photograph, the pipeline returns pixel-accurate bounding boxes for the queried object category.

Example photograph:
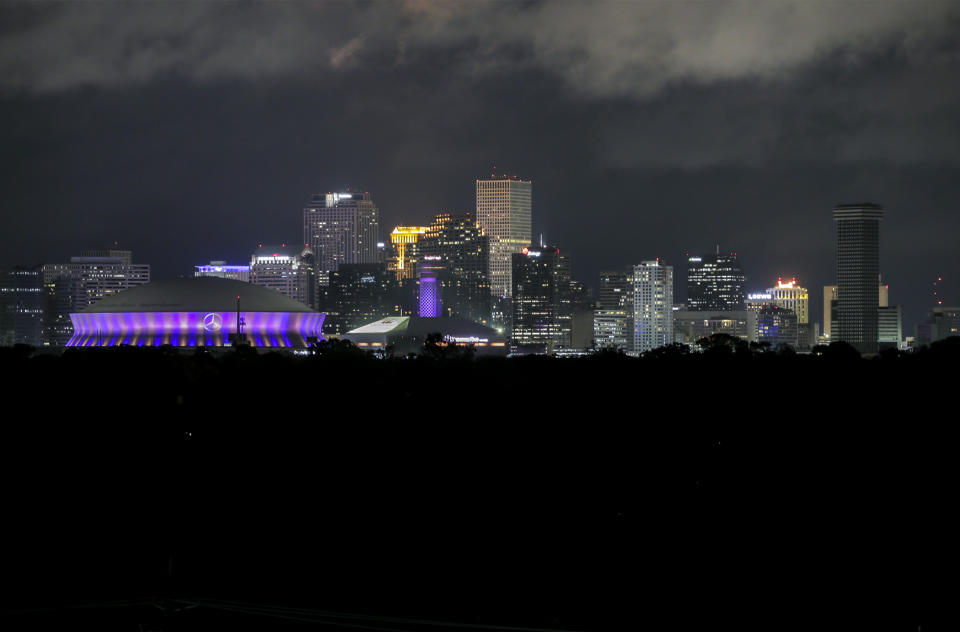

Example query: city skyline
[8,187,951,341]
[2,2,959,336]
[2,5,959,630]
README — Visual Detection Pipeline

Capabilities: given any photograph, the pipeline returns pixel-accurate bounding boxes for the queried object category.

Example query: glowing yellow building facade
[388,226,428,280]
[767,277,809,324]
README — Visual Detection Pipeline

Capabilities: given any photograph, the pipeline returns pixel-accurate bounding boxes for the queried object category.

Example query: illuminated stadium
[67,277,325,348]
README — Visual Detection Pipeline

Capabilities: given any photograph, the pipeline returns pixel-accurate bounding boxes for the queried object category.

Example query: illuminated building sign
[202,313,223,332]
[443,335,489,344]
[747,293,772,300]
[326,192,356,204]
[197,266,249,273]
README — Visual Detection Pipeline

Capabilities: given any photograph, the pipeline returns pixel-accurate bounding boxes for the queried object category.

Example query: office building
[476,174,532,298]
[416,258,446,318]
[594,309,632,350]
[594,270,632,351]
[878,305,903,349]
[834,203,883,353]
[822,285,839,339]
[915,306,960,344]
[418,212,491,324]
[388,226,428,281]
[686,251,745,311]
[195,261,250,283]
[42,249,151,346]
[745,292,774,314]
[0,265,45,346]
[757,305,798,348]
[825,276,894,343]
[766,277,809,323]
[673,311,758,344]
[319,263,400,336]
[296,245,319,311]
[303,190,380,284]
[250,244,305,303]
[511,246,571,350]
[568,279,595,349]
[630,260,674,354]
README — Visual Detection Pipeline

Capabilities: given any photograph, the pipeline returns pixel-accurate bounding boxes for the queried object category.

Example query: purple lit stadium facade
[66,277,325,348]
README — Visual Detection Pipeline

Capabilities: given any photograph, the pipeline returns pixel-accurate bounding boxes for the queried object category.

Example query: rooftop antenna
[716,244,719,256]
[540,233,544,248]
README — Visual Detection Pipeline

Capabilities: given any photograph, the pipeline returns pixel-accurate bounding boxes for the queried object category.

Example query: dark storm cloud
[2,1,958,171]
[3,2,957,95]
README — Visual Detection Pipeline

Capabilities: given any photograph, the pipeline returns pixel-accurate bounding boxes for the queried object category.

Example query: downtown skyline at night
[2,3,960,632]
[2,1,959,335]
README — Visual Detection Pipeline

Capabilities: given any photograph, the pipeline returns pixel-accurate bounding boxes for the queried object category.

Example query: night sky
[2,1,959,332]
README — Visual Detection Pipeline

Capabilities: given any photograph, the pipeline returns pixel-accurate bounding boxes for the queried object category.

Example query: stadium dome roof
[82,277,315,313]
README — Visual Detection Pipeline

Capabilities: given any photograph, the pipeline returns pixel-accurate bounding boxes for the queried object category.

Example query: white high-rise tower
[476,174,532,298]
[303,190,380,284]
[630,260,674,355]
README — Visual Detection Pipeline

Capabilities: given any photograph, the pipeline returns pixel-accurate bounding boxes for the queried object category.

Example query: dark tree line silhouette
[1,338,957,630]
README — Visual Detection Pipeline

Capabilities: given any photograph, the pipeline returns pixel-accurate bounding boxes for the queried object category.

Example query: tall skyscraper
[319,263,399,335]
[476,174,532,298]
[418,212,491,324]
[594,270,632,351]
[834,203,883,353]
[766,277,809,323]
[686,251,745,311]
[250,244,299,299]
[297,245,319,311]
[511,245,571,349]
[824,276,888,340]
[388,226,428,281]
[416,258,446,318]
[630,260,673,354]
[823,284,839,339]
[249,244,316,308]
[0,265,44,347]
[303,190,380,284]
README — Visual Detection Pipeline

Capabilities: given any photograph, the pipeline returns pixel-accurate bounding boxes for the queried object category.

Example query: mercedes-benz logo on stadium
[202,313,223,332]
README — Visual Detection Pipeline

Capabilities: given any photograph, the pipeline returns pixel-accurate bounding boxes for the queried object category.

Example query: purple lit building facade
[417,257,446,318]
[67,277,324,349]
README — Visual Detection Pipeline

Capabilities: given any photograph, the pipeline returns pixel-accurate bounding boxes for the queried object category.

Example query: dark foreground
[2,340,958,631]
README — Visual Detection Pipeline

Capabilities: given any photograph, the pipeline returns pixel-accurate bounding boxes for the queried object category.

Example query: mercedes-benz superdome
[67,277,325,348]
